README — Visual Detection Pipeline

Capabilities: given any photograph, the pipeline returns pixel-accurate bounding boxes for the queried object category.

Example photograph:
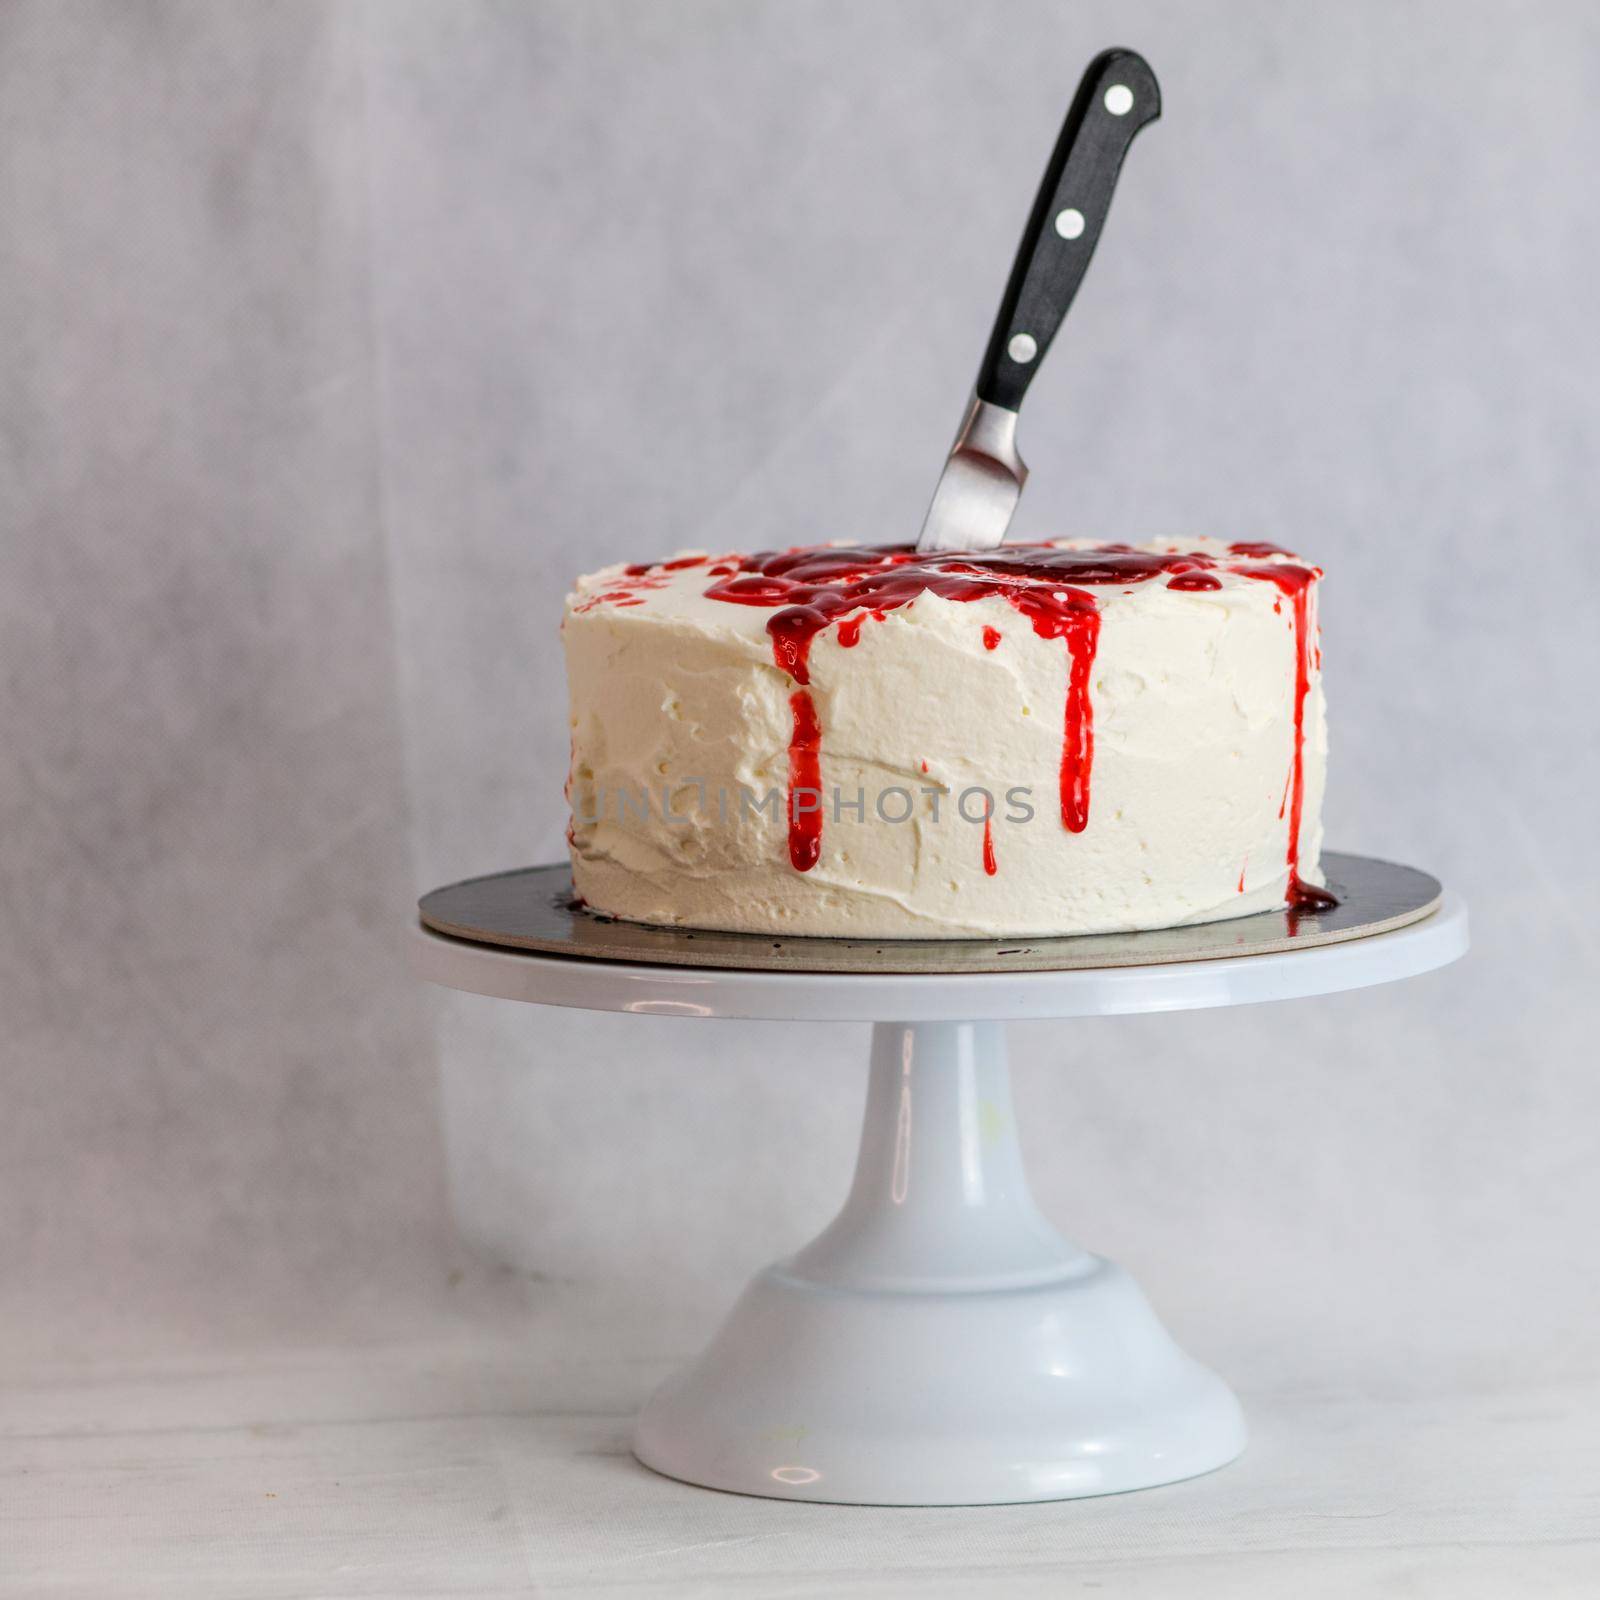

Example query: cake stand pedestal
[411,853,1467,1506]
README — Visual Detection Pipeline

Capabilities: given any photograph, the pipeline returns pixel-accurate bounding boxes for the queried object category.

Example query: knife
[916,49,1162,554]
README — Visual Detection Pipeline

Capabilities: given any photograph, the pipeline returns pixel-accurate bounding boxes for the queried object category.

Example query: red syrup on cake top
[703,544,1111,873]
[650,539,1333,913]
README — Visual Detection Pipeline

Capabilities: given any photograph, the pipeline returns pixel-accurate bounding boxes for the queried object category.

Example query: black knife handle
[974,49,1160,413]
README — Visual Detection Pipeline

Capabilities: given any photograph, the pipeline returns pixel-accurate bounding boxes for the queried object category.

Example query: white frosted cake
[562,538,1330,939]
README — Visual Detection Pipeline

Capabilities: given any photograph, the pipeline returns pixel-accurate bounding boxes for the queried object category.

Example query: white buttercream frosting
[563,538,1327,938]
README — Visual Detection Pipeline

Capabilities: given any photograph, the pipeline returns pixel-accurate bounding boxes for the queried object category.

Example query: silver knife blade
[915,395,1028,553]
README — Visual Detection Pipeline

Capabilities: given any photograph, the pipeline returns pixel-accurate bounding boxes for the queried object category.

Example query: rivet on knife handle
[916,49,1161,554]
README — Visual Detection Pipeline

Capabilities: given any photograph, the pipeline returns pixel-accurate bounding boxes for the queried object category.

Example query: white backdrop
[4,0,1598,1401]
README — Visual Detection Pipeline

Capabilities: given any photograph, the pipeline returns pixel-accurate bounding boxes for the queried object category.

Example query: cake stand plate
[411,854,1467,1505]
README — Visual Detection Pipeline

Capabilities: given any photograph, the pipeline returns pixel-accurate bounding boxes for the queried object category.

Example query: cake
[561,539,1330,939]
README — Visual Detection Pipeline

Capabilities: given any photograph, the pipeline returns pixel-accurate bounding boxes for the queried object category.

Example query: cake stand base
[412,856,1466,1507]
[634,1021,1243,1505]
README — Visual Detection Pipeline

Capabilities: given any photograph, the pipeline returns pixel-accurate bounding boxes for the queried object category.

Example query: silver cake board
[418,850,1441,975]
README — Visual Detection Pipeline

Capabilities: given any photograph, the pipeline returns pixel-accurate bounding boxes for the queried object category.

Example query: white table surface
[5,1294,1596,1599]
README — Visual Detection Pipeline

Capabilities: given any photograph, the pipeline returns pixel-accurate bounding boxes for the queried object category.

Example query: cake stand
[411,852,1466,1506]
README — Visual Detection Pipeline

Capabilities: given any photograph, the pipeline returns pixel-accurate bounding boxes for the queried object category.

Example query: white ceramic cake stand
[411,853,1467,1506]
